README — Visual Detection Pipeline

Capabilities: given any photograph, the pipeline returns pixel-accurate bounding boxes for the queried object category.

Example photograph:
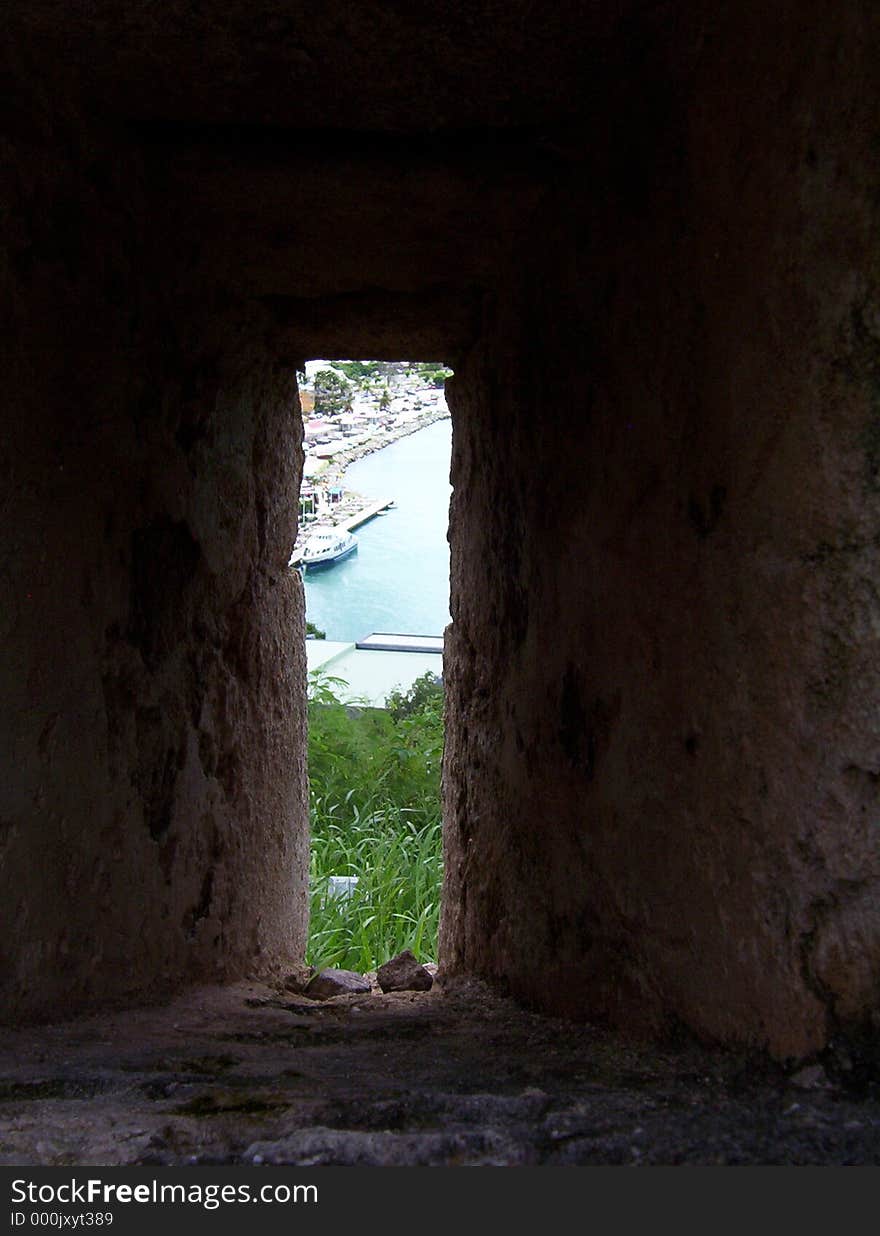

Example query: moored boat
[300,525,358,569]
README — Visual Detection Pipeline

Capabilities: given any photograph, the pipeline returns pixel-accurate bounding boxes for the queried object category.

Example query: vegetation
[334,360,384,385]
[313,368,353,416]
[306,621,326,639]
[406,362,453,387]
[386,671,443,722]
[328,359,453,392]
[307,670,444,971]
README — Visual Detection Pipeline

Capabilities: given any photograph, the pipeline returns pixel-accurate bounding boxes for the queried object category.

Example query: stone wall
[1,59,309,1020]
[442,4,880,1057]
[3,2,880,1057]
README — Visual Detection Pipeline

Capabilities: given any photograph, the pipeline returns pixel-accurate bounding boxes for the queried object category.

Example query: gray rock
[789,1063,831,1091]
[305,968,372,1000]
[376,949,434,993]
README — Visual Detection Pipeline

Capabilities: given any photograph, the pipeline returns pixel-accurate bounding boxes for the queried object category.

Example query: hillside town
[294,360,451,554]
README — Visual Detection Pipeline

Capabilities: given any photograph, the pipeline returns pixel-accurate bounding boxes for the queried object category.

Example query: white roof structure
[306,637,443,708]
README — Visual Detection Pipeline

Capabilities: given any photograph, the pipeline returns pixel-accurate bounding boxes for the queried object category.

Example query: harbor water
[302,418,452,643]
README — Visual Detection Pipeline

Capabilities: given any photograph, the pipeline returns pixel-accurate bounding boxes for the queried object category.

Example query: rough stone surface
[1,981,880,1167]
[377,951,434,994]
[441,2,880,1058]
[305,970,372,1000]
[283,967,317,995]
[1,53,309,1022]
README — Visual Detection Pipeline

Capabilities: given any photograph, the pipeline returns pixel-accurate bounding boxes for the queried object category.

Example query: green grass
[306,669,444,972]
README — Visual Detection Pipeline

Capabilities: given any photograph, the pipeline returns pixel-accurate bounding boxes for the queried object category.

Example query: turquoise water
[303,418,452,642]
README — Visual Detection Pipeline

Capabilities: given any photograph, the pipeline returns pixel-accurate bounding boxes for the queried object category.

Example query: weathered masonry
[2,3,880,1059]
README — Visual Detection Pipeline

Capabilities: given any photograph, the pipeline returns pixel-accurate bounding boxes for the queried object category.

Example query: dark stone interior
[3,1,880,1163]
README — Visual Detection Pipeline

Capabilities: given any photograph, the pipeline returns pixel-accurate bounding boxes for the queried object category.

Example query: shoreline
[310,405,450,487]
[295,407,450,546]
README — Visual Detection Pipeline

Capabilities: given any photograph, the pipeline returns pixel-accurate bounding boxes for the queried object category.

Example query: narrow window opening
[294,358,453,987]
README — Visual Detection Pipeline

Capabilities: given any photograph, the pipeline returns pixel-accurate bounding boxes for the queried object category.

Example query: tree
[385,671,444,723]
[335,360,380,387]
[313,369,352,417]
[414,362,453,387]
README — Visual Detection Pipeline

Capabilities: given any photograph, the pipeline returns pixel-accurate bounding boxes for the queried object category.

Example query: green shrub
[386,670,444,723]
[406,362,453,387]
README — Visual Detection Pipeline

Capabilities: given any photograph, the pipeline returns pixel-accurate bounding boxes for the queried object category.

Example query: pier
[340,497,395,532]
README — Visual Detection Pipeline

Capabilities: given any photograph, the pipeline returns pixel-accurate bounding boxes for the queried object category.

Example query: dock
[340,498,395,532]
[289,497,394,566]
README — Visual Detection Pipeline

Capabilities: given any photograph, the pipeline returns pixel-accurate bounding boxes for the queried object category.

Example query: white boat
[300,525,358,569]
